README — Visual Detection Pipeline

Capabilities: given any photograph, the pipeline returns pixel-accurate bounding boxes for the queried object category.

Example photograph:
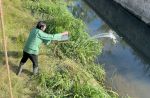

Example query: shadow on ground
[0,51,22,58]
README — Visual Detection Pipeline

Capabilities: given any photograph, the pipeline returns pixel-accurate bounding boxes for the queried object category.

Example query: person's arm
[38,30,68,45]
[52,31,69,41]
[37,30,53,40]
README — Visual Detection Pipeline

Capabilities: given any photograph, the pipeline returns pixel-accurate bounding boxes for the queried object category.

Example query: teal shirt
[23,28,62,55]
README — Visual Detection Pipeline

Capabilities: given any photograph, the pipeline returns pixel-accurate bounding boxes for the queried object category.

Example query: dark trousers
[20,51,38,68]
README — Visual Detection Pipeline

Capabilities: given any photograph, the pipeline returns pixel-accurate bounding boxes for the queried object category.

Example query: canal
[69,1,150,98]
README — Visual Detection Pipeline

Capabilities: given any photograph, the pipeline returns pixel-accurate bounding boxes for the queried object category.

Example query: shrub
[24,0,102,64]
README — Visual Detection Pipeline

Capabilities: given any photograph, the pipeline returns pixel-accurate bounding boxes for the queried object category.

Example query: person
[16,21,68,75]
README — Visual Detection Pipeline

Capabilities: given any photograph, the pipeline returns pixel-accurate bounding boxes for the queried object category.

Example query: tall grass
[23,1,118,98]
[24,0,102,64]
[0,0,119,98]
[33,59,115,98]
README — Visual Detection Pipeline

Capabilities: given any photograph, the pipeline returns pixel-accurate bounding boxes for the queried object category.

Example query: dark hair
[36,21,46,30]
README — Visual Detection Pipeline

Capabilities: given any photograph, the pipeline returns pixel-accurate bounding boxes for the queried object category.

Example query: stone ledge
[114,0,150,24]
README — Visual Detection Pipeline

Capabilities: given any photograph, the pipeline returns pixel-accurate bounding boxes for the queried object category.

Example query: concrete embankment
[114,0,150,24]
[84,0,150,60]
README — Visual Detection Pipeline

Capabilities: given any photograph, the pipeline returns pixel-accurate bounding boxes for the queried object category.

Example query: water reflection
[99,40,150,98]
[69,0,150,98]
[68,1,104,36]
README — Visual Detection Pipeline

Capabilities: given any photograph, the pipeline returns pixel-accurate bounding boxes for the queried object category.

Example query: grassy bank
[0,0,118,98]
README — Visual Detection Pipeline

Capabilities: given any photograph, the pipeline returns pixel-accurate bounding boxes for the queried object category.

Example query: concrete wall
[84,0,150,60]
[114,0,150,24]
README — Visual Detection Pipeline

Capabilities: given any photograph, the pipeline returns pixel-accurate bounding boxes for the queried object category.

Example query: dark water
[69,1,150,98]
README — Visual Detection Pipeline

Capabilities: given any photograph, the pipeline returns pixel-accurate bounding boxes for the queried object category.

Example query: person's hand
[62,31,69,35]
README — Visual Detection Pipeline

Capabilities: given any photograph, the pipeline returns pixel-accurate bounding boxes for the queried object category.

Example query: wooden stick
[0,0,13,98]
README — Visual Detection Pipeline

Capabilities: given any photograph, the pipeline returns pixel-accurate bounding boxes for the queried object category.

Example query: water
[70,1,150,98]
[92,31,118,44]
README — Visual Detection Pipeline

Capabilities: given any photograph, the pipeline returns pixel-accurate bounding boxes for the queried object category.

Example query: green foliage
[24,0,102,64]
[85,64,105,84]
[1,0,119,98]
[33,59,114,98]
[17,33,26,45]
[0,67,27,98]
